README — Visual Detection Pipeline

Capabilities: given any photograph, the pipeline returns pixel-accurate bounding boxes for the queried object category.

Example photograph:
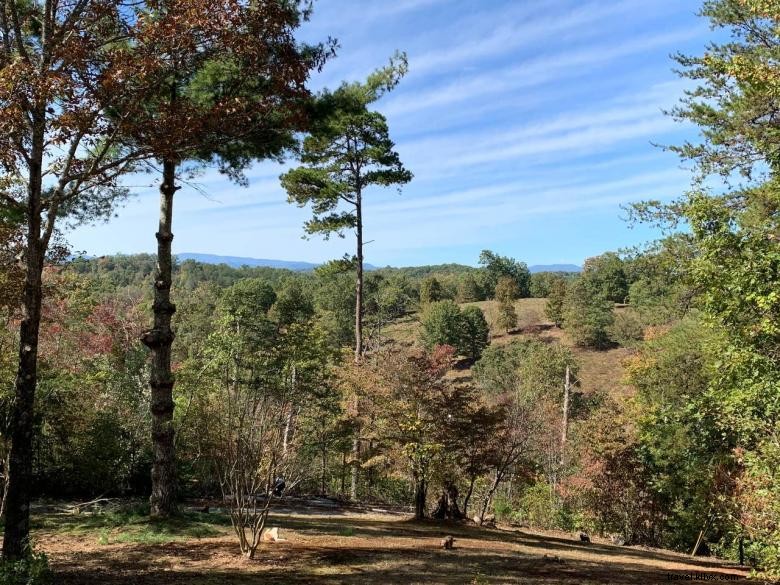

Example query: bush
[419,277,444,305]
[496,299,518,333]
[0,552,53,585]
[545,278,567,327]
[456,274,482,303]
[608,309,644,347]
[562,278,614,349]
[420,301,489,360]
[420,300,463,349]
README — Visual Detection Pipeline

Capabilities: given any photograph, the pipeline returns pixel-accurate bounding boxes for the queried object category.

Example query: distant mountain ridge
[528,264,582,273]
[177,252,580,273]
[176,253,319,271]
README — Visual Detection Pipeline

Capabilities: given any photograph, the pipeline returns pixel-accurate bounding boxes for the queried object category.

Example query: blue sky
[68,0,709,267]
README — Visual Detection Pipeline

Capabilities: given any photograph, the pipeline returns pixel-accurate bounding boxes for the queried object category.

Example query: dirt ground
[37,506,757,585]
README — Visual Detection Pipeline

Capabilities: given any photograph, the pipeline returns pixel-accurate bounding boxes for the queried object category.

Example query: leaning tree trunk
[141,158,178,518]
[3,128,46,560]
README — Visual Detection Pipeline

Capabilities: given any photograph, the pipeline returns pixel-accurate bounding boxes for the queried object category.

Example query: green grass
[34,501,230,545]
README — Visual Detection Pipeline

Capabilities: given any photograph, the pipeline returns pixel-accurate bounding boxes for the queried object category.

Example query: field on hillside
[385,298,631,395]
[37,501,754,585]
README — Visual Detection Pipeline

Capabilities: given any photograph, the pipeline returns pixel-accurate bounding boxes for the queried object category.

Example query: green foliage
[582,252,628,303]
[545,277,567,327]
[419,276,444,305]
[474,339,576,402]
[608,309,644,348]
[494,276,520,303]
[456,273,483,303]
[478,250,531,298]
[623,236,695,325]
[280,60,412,240]
[460,306,490,361]
[625,318,736,552]
[271,279,315,327]
[496,299,518,334]
[0,551,52,585]
[562,277,614,349]
[420,300,465,351]
[419,301,489,360]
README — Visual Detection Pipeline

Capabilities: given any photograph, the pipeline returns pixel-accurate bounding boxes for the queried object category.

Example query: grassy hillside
[384,298,631,397]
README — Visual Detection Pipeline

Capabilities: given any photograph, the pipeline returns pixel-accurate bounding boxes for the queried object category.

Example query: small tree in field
[420,276,444,305]
[213,388,292,559]
[545,277,568,327]
[495,276,519,334]
[460,306,490,361]
[562,278,614,349]
[420,301,488,360]
[200,279,331,558]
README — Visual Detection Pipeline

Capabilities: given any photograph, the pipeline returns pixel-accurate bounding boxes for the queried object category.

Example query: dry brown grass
[41,507,754,585]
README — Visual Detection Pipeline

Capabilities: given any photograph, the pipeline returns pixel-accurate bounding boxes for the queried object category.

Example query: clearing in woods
[37,502,752,585]
[37,303,755,584]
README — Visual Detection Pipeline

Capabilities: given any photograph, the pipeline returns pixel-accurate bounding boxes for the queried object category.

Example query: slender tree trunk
[354,193,363,362]
[320,448,327,495]
[3,124,46,560]
[560,365,571,467]
[414,476,427,520]
[340,451,346,495]
[141,158,178,518]
[463,476,476,518]
[350,437,358,500]
[479,470,503,524]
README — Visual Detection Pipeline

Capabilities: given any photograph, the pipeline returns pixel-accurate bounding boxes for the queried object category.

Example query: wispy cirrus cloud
[68,0,708,266]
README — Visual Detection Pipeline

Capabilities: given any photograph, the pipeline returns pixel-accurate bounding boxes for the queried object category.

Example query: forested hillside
[1,0,779,583]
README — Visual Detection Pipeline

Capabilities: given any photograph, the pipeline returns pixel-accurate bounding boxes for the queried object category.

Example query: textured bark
[3,117,46,560]
[3,233,44,559]
[141,158,178,518]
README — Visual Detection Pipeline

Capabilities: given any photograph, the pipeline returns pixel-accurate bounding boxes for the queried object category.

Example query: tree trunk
[354,193,363,362]
[479,471,503,524]
[414,476,427,520]
[320,447,327,495]
[560,365,571,467]
[141,158,178,518]
[350,191,364,498]
[432,482,464,520]
[340,451,346,494]
[3,236,44,559]
[350,437,358,500]
[3,126,46,559]
[463,476,476,518]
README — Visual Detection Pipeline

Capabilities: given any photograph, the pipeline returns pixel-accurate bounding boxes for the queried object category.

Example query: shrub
[0,552,53,585]
[419,277,444,305]
[420,301,489,360]
[460,306,490,360]
[608,309,644,347]
[456,274,482,303]
[562,278,614,349]
[545,278,567,327]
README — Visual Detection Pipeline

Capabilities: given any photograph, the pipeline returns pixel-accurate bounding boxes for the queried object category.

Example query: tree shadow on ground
[48,516,755,585]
